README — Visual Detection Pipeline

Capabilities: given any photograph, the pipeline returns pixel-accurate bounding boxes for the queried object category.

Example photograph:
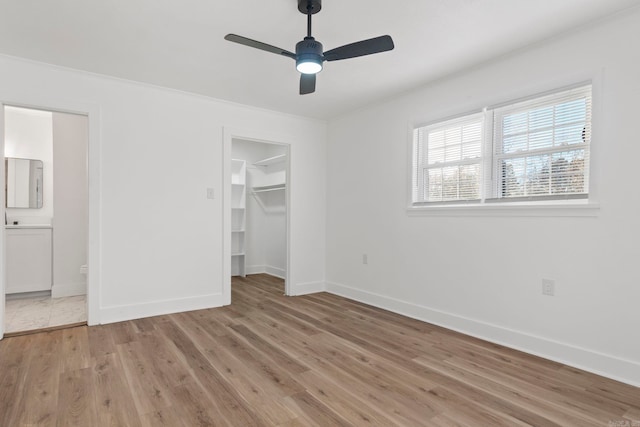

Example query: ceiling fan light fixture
[296,58,322,74]
[296,37,323,74]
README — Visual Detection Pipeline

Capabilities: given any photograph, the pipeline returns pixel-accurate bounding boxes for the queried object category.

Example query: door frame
[0,97,101,339]
[223,127,291,303]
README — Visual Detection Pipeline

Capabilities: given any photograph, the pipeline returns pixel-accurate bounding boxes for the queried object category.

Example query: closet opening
[230,138,289,296]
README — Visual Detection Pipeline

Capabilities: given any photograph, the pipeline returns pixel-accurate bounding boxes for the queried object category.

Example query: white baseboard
[265,265,286,279]
[52,282,86,298]
[245,267,320,295]
[290,281,325,296]
[246,265,265,275]
[246,265,286,279]
[99,293,225,325]
[326,281,640,388]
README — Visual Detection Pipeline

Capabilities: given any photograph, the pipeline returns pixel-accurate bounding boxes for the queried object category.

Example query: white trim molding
[99,293,225,325]
[0,96,101,331]
[407,201,600,217]
[245,265,267,276]
[290,281,326,296]
[223,126,293,299]
[245,265,286,280]
[265,266,286,280]
[326,281,640,388]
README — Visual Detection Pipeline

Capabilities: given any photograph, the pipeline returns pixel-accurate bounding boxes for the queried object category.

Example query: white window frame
[413,112,485,205]
[409,83,599,217]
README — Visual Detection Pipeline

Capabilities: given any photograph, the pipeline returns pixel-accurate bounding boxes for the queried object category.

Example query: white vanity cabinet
[5,226,53,294]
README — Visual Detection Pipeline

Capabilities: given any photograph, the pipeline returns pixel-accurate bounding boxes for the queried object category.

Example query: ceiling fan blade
[224,34,296,59]
[323,35,394,62]
[300,73,316,95]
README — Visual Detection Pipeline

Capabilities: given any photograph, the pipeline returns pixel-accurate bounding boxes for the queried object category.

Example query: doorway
[2,105,89,335]
[226,136,290,300]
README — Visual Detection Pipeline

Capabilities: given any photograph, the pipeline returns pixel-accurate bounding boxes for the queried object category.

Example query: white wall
[0,53,326,324]
[326,9,640,386]
[52,112,88,297]
[4,106,53,223]
[232,140,287,278]
[263,188,286,278]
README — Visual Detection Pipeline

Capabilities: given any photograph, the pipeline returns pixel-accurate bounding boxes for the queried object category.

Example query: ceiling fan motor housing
[298,0,321,14]
[296,37,324,70]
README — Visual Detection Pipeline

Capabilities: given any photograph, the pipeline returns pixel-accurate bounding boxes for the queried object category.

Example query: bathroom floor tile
[7,316,50,332]
[50,296,87,327]
[4,294,86,333]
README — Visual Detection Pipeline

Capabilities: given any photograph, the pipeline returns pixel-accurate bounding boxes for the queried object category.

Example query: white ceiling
[0,0,638,120]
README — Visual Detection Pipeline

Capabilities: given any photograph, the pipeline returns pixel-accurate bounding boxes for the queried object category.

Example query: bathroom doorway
[2,105,89,335]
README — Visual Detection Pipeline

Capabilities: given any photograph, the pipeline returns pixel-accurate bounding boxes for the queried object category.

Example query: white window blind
[411,84,592,207]
[492,85,591,201]
[413,113,484,204]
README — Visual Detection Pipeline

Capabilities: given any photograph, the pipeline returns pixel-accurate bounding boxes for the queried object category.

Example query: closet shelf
[231,158,246,278]
[253,154,286,167]
[252,183,285,193]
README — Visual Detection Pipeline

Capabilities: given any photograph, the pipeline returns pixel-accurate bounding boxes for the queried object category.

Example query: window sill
[407,200,600,217]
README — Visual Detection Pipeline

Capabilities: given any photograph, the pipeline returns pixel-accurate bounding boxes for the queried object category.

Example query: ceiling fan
[224,0,395,95]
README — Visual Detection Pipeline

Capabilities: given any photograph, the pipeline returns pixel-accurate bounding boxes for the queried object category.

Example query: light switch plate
[542,278,555,296]
[207,188,215,199]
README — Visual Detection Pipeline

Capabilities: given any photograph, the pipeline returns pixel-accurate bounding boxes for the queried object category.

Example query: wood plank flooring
[1,273,639,426]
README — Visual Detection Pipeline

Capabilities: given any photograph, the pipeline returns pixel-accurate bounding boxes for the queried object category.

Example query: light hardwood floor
[0,274,638,426]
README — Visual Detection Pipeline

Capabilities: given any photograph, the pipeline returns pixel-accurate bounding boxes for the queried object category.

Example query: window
[411,84,591,206]
[413,113,484,203]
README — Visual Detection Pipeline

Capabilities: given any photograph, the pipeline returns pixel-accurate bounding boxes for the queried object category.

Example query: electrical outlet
[207,188,215,199]
[542,279,555,296]
[362,254,368,265]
